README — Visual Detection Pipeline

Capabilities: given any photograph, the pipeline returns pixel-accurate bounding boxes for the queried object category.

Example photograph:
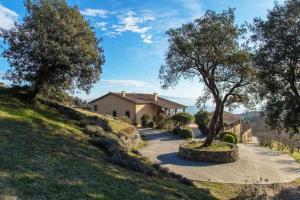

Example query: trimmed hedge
[153,113,172,130]
[222,134,236,144]
[171,112,194,129]
[194,111,211,135]
[219,131,238,144]
[175,128,194,139]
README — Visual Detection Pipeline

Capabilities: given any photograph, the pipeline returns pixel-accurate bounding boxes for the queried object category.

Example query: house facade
[222,111,252,143]
[88,91,187,126]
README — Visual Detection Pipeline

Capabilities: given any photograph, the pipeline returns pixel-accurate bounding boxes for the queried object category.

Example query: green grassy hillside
[0,91,212,200]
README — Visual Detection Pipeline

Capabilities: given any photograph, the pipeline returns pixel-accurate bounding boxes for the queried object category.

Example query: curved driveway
[138,129,300,184]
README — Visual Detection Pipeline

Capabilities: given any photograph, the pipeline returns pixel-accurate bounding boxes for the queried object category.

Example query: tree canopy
[1,0,104,98]
[251,0,300,134]
[159,9,254,146]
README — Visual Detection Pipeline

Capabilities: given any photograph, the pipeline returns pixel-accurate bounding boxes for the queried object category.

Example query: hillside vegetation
[0,89,212,200]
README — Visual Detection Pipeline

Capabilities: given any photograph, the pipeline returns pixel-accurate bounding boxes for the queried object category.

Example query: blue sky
[0,0,283,107]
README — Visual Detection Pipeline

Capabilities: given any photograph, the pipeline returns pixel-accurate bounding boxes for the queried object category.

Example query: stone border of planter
[178,142,239,163]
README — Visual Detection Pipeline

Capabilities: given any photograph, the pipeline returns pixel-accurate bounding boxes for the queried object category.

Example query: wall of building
[89,94,136,123]
[135,104,159,126]
[224,122,253,143]
[240,129,252,143]
[224,123,241,135]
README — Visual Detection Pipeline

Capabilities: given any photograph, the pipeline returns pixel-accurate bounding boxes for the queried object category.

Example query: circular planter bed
[178,140,238,163]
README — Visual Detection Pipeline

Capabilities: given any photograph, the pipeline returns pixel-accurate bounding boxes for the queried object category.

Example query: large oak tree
[1,0,104,98]
[251,0,300,134]
[159,9,254,146]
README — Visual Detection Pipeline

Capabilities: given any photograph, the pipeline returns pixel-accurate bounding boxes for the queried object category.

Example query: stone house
[88,91,187,126]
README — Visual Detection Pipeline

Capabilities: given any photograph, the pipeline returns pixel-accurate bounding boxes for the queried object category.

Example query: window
[112,110,117,117]
[94,105,98,111]
[125,111,130,118]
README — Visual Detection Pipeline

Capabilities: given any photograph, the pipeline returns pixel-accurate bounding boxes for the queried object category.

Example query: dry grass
[0,91,213,200]
[75,108,136,134]
[183,140,231,151]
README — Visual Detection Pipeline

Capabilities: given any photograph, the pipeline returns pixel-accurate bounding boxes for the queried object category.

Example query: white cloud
[180,0,203,19]
[95,22,108,31]
[141,34,153,44]
[100,79,152,88]
[0,4,18,30]
[80,8,108,17]
[111,11,155,44]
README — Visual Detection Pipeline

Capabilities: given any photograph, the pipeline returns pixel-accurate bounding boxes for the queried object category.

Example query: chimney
[121,91,126,97]
[153,93,158,101]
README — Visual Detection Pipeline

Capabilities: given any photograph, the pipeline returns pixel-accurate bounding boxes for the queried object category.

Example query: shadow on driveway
[157,152,221,167]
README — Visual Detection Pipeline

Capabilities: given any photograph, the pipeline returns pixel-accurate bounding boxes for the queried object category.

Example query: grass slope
[0,91,213,200]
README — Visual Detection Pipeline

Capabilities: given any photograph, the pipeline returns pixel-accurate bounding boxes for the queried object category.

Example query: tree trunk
[28,86,41,99]
[203,100,221,146]
[215,103,224,136]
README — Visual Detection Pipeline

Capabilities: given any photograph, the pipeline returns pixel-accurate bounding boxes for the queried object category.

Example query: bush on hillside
[123,126,137,135]
[171,112,194,129]
[84,125,106,137]
[119,116,131,124]
[141,114,152,127]
[153,113,172,129]
[219,132,238,144]
[194,111,211,135]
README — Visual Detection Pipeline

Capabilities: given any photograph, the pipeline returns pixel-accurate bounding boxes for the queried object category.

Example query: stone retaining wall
[178,142,239,163]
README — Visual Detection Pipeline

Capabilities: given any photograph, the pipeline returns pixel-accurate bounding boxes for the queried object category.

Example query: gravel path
[139,129,300,184]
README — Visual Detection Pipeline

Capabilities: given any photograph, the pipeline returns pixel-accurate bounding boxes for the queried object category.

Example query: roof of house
[223,111,241,125]
[89,92,187,109]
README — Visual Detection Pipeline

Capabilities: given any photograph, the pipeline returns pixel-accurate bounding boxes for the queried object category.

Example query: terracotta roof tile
[89,92,187,109]
[223,111,241,124]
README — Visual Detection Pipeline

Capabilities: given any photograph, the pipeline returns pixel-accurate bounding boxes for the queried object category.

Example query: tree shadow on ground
[141,131,183,142]
[273,185,300,200]
[157,152,221,167]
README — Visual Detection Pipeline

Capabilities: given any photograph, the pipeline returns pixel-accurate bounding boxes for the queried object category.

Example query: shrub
[148,121,154,128]
[171,112,194,129]
[222,134,236,144]
[119,116,131,124]
[194,111,211,135]
[122,126,136,135]
[177,128,194,139]
[219,132,238,144]
[153,113,172,129]
[141,114,152,127]
[173,127,181,135]
[84,125,106,137]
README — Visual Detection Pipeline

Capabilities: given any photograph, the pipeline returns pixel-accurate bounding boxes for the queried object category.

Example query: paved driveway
[138,129,300,184]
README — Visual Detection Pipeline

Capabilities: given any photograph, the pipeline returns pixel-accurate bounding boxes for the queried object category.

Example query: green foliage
[194,111,211,135]
[159,8,255,146]
[0,92,212,199]
[141,114,152,128]
[220,132,238,144]
[177,128,194,139]
[122,126,137,135]
[1,0,104,98]
[171,112,194,129]
[222,134,236,144]
[84,125,106,137]
[119,116,131,124]
[148,121,154,128]
[183,141,231,151]
[153,113,172,129]
[251,1,300,133]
